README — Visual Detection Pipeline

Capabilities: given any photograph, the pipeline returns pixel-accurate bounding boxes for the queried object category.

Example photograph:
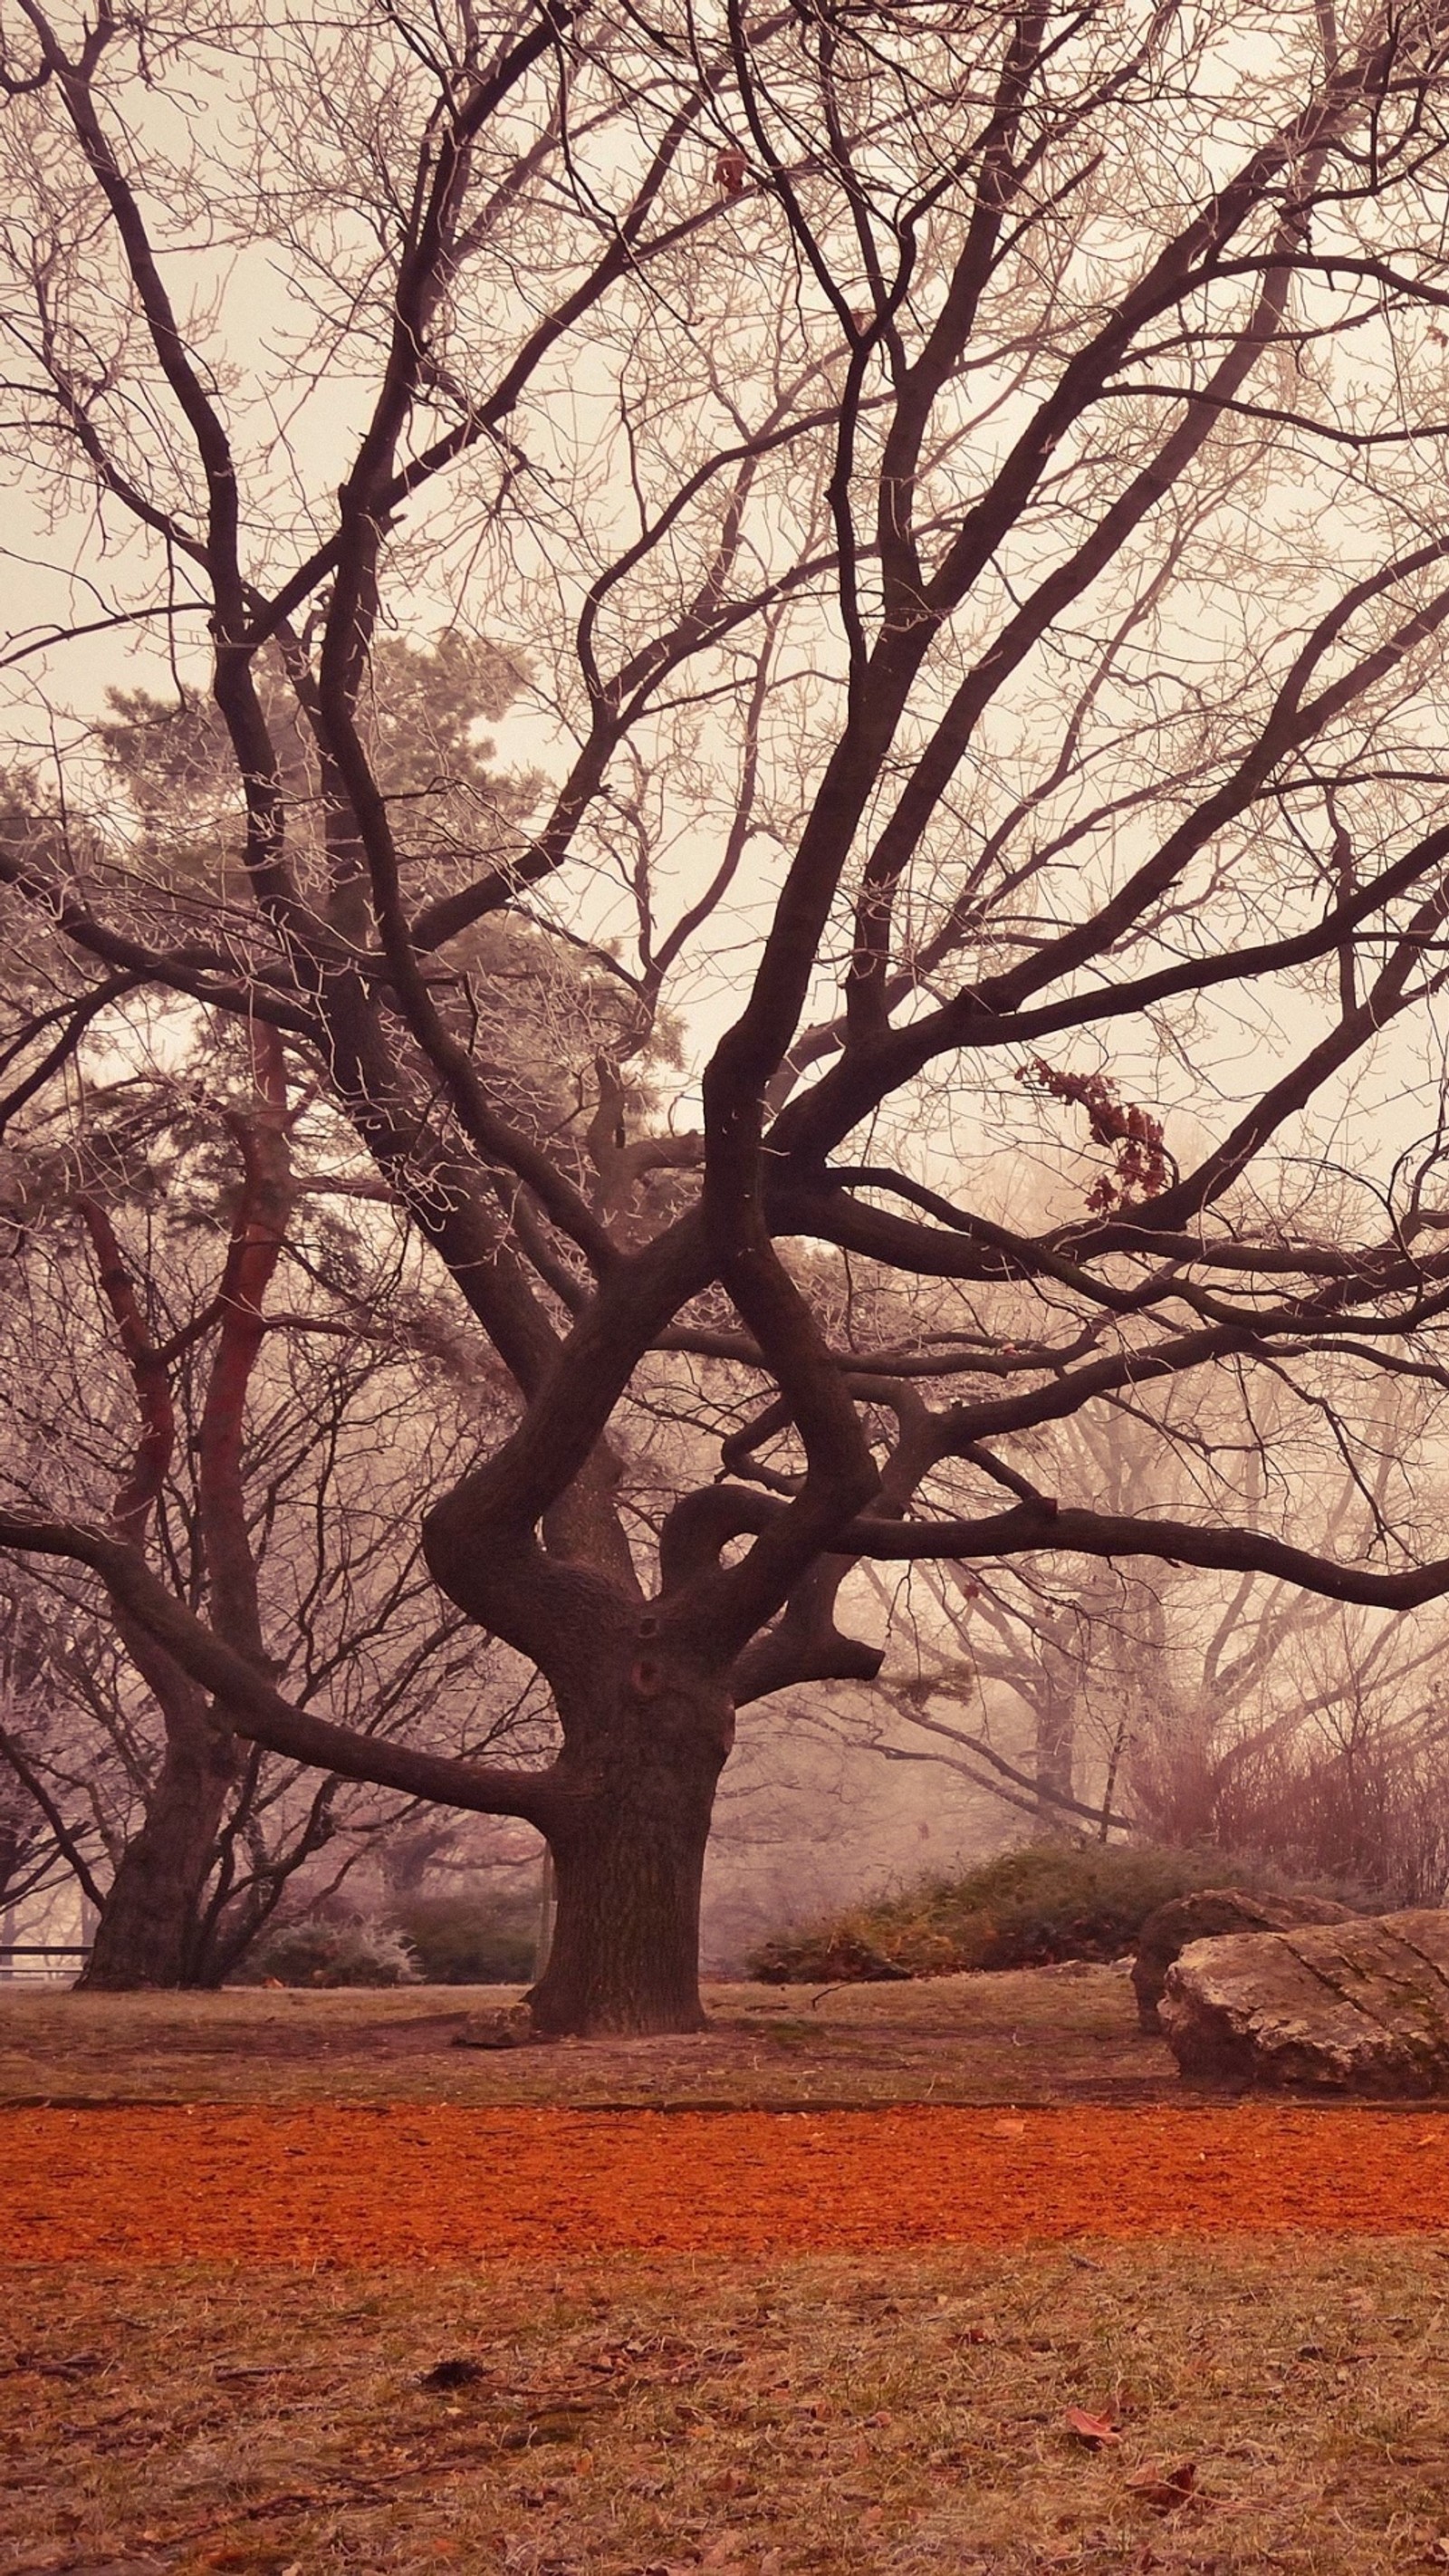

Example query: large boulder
[1160,1908,1449,2092]
[1132,1887,1354,2032]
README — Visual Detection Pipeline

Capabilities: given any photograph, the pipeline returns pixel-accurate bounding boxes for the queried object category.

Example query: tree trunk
[75,1036,288,1992]
[1035,1681,1077,1836]
[528,1668,732,2037]
[78,1696,238,1989]
[1033,1615,1080,1837]
[0,1820,21,1913]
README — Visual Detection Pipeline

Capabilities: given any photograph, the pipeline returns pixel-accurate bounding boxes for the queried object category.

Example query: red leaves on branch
[1017,1058,1169,1213]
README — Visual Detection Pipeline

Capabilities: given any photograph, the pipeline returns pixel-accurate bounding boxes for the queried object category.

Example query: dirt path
[6,2100,1449,2263]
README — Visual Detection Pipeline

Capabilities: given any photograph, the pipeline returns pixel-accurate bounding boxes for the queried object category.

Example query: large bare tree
[8,0,1449,2031]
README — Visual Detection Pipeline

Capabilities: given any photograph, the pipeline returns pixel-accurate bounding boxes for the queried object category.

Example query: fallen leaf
[1064,2406,1120,2446]
[1126,2459,1199,2514]
[992,2118,1027,2138]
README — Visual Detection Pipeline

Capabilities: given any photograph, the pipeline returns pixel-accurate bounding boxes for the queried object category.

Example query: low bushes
[235,1918,419,1987]
[748,1840,1326,1983]
[235,1892,536,1986]
[387,1893,536,1985]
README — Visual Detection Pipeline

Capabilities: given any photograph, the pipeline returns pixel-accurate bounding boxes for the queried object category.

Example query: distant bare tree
[830,1384,1449,1871]
[0,1584,104,1924]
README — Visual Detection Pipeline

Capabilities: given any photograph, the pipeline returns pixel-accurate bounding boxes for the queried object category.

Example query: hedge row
[747,1841,1339,1982]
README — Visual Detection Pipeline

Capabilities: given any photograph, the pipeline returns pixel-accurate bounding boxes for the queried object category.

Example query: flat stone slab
[1160,1908,1449,2092]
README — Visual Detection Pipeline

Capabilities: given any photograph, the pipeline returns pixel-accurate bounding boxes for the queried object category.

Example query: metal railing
[0,1944,91,1979]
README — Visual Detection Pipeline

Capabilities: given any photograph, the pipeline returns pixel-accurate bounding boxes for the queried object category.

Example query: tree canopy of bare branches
[9,0,1449,2028]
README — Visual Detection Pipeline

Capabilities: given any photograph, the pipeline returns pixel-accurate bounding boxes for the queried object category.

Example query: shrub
[387,1893,536,1985]
[237,1918,420,1987]
[748,1840,1329,1983]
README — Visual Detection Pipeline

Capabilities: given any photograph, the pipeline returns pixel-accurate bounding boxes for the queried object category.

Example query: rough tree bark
[529,1668,734,2035]
[78,1665,239,1988]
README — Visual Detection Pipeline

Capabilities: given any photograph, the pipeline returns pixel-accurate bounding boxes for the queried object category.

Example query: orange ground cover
[5,2102,1449,2262]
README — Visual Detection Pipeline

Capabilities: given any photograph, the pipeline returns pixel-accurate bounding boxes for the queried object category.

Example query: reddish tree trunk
[79,1029,292,1988]
[78,1687,238,1988]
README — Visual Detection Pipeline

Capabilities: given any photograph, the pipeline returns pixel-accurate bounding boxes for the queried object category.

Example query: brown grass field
[5,1971,1449,2575]
[0,1965,1169,2111]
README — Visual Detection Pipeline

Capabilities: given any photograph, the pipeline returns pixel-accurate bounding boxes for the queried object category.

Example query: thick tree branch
[0,1516,560,1827]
